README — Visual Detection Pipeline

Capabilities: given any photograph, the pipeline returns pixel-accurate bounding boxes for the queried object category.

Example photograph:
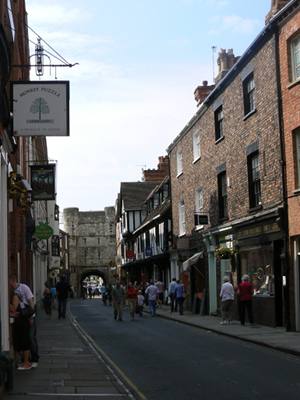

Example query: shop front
[235,218,285,327]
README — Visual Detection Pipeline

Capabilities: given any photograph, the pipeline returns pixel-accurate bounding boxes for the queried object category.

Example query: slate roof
[120,181,158,211]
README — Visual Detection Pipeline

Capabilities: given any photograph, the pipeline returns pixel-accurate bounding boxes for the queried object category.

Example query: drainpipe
[274,27,291,331]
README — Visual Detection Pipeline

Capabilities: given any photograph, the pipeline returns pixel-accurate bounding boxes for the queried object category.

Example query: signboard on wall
[30,164,55,200]
[12,81,69,136]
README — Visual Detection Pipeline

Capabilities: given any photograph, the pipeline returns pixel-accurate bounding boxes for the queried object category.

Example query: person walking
[168,278,177,313]
[56,275,71,319]
[145,281,159,317]
[112,282,125,321]
[9,274,39,368]
[127,282,138,321]
[43,282,52,316]
[10,293,32,370]
[175,280,185,315]
[219,275,234,325]
[155,280,164,307]
[237,274,254,325]
[137,290,145,317]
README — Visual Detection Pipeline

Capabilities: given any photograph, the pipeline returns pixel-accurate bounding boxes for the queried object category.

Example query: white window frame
[176,148,183,176]
[178,199,185,236]
[295,129,300,189]
[291,35,300,82]
[195,188,204,213]
[193,132,201,162]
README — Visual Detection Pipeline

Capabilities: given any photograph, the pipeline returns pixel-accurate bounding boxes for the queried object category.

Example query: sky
[25,0,271,212]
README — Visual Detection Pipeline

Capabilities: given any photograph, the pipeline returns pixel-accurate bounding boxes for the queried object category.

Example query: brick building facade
[167,13,287,326]
[277,0,300,330]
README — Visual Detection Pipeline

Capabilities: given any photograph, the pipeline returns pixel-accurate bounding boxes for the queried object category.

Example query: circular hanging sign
[34,222,53,240]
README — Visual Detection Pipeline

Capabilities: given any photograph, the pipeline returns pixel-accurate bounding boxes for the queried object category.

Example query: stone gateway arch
[63,207,116,294]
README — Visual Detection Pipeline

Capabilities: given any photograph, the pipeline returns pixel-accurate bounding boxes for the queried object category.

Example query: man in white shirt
[168,278,177,313]
[145,281,159,316]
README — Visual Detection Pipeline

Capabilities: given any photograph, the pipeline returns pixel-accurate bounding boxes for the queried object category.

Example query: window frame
[290,34,300,82]
[243,72,256,116]
[294,128,300,189]
[217,171,228,220]
[214,105,224,142]
[176,148,183,176]
[247,151,262,209]
[178,198,186,236]
[193,131,201,162]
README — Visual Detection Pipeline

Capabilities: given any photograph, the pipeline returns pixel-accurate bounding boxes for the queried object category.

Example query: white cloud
[27,3,90,26]
[209,15,260,35]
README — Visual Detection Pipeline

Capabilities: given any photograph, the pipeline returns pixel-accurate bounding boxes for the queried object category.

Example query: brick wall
[279,10,300,238]
[169,36,283,237]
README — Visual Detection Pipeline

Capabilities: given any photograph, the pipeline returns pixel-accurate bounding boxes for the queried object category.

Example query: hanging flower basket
[215,247,236,260]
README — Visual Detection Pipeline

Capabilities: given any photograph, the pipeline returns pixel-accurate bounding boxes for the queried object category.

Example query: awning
[182,251,204,272]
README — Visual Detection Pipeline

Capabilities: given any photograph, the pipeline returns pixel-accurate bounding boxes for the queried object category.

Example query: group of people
[106,278,186,321]
[220,274,254,325]
[43,275,73,319]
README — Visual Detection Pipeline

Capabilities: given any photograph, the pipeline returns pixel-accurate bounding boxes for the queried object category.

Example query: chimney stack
[194,81,215,107]
[143,156,169,182]
[265,0,289,24]
[214,48,239,83]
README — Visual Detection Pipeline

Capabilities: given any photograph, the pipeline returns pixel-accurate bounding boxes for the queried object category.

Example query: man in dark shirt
[55,276,71,319]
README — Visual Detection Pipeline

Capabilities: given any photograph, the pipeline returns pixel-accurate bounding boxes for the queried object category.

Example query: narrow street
[71,299,300,400]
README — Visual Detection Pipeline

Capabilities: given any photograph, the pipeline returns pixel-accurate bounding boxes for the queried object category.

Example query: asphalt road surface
[70,299,300,400]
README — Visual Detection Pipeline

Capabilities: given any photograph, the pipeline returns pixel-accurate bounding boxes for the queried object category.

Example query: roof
[120,181,158,211]
[167,0,300,153]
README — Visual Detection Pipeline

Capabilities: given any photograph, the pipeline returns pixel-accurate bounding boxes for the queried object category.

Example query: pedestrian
[9,274,39,368]
[50,285,57,309]
[100,284,107,305]
[155,280,164,306]
[43,281,52,316]
[237,274,254,325]
[112,281,125,321]
[219,275,234,325]
[175,280,185,315]
[137,290,145,317]
[10,292,32,370]
[145,280,159,317]
[127,282,138,321]
[168,278,177,313]
[56,275,71,319]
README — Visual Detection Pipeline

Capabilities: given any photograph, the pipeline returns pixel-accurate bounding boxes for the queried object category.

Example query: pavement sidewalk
[5,306,135,400]
[154,304,300,356]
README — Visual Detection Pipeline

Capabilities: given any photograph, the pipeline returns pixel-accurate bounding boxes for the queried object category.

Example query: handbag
[20,304,35,318]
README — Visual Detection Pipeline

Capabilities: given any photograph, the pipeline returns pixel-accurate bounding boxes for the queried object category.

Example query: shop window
[240,245,274,297]
[243,73,256,116]
[218,171,228,220]
[294,128,300,189]
[214,105,224,142]
[248,151,261,208]
[290,34,300,82]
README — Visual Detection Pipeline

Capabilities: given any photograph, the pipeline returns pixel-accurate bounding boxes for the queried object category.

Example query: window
[214,105,224,141]
[176,148,183,176]
[243,73,256,115]
[294,129,300,189]
[218,171,228,220]
[178,198,185,236]
[248,152,261,208]
[193,132,201,161]
[291,35,300,82]
[195,188,204,212]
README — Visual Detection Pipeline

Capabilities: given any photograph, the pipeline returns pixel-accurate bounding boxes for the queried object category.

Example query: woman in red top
[238,274,254,325]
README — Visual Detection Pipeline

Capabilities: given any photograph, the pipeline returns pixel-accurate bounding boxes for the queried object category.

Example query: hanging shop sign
[12,80,69,136]
[30,164,55,201]
[51,235,60,257]
[34,222,53,240]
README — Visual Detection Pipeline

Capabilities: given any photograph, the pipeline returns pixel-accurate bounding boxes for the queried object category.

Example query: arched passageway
[79,269,107,299]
